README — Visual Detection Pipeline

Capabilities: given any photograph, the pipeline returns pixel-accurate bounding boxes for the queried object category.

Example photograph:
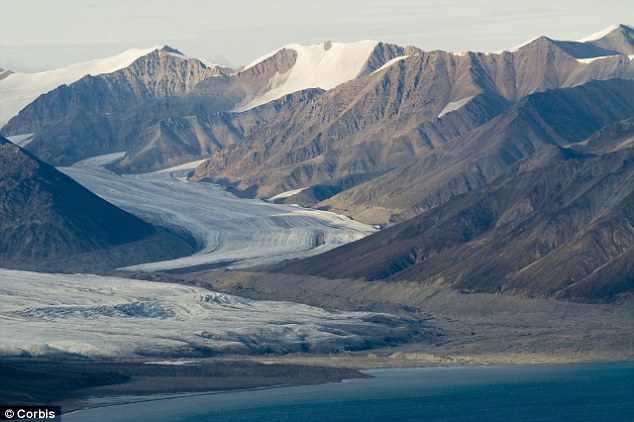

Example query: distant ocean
[64,362,634,422]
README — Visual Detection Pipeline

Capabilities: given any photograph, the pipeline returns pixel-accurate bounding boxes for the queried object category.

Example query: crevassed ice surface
[0,269,403,357]
[60,157,376,272]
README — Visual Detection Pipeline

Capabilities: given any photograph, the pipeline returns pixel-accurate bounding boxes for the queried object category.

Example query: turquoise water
[64,362,634,421]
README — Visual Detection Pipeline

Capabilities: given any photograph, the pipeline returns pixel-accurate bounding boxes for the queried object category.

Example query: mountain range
[1,24,633,302]
[192,24,634,224]
[281,110,634,302]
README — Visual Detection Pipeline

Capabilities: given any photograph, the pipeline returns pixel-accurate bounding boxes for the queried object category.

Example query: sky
[1,0,633,71]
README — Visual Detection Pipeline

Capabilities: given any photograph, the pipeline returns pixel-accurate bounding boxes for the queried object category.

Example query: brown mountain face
[281,116,634,303]
[0,43,406,173]
[1,47,230,170]
[111,88,324,173]
[3,29,632,182]
[192,28,634,225]
[578,117,634,153]
[0,137,194,271]
[3,47,225,135]
[192,50,515,196]
[323,78,634,223]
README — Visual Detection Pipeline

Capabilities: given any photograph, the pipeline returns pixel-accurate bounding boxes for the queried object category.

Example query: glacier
[0,156,401,359]
[0,269,413,357]
[60,156,376,272]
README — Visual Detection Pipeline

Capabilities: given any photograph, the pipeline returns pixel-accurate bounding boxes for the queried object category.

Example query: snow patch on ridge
[576,55,620,64]
[0,46,160,126]
[437,96,475,118]
[577,24,621,42]
[268,187,310,201]
[371,55,410,74]
[234,40,379,112]
[5,133,35,147]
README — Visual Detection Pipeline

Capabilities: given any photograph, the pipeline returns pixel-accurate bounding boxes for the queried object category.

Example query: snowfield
[60,157,376,272]
[0,269,413,357]
[235,40,378,111]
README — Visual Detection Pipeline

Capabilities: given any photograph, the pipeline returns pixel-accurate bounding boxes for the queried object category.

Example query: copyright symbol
[4,409,14,419]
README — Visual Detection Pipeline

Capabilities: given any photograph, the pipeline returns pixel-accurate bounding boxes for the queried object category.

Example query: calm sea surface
[64,362,634,422]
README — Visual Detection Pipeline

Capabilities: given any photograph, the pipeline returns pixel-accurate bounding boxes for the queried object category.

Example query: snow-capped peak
[49,46,162,78]
[577,24,630,42]
[234,40,379,112]
[0,46,161,126]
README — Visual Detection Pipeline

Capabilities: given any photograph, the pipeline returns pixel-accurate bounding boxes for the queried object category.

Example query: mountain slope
[193,28,634,224]
[1,46,227,168]
[0,136,194,271]
[578,24,634,55]
[1,42,406,173]
[322,78,634,222]
[192,49,515,197]
[281,119,634,303]
[0,46,162,126]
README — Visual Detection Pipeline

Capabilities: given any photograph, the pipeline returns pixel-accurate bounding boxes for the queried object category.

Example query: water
[64,362,634,422]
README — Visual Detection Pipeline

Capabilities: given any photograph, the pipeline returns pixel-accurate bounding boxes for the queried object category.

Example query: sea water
[64,362,634,422]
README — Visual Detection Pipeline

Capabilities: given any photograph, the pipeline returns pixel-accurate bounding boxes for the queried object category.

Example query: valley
[59,154,376,272]
[1,21,634,415]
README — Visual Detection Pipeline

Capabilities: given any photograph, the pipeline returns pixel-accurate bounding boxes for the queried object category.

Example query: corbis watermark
[0,407,60,421]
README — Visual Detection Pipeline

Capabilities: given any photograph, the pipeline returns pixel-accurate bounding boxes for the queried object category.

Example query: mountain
[1,46,229,170]
[231,40,410,111]
[281,115,634,303]
[0,46,164,127]
[2,26,633,224]
[5,27,632,182]
[576,24,634,55]
[192,52,512,212]
[1,42,407,173]
[321,78,634,222]
[193,26,634,224]
[0,136,194,272]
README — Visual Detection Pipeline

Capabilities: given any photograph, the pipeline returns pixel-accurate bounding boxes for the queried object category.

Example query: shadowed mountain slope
[0,136,194,271]
[281,117,634,303]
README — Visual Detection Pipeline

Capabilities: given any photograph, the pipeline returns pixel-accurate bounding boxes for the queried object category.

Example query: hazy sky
[1,0,632,71]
